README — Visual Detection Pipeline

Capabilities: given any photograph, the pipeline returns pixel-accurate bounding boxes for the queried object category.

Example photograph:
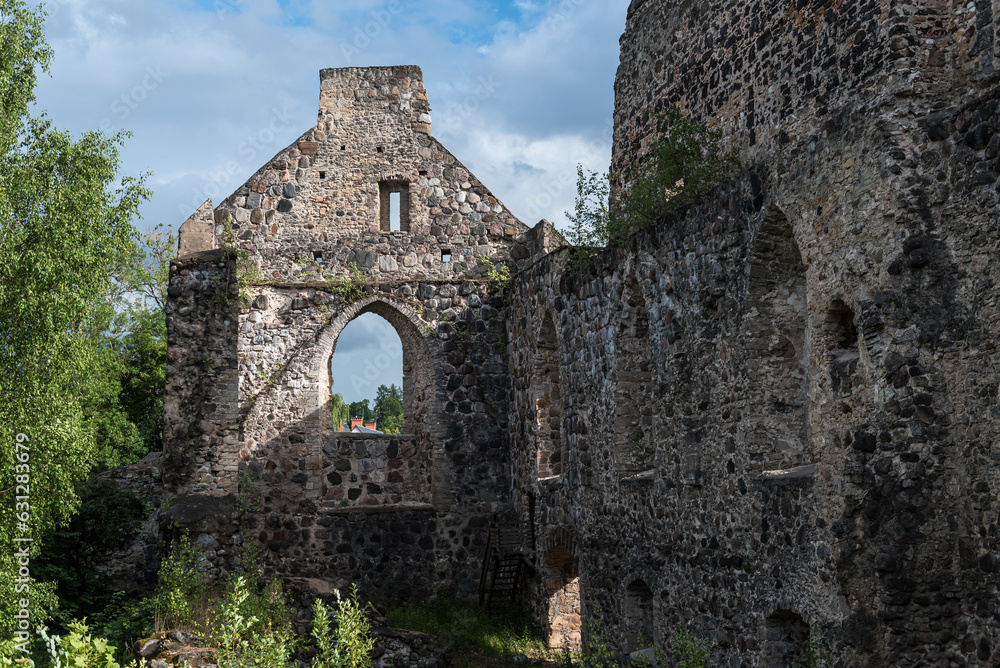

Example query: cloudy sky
[31,0,630,415]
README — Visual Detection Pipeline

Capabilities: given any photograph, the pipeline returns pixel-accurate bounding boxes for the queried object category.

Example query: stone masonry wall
[501,1,1000,666]
[165,66,529,600]
[160,6,1000,664]
[612,0,993,183]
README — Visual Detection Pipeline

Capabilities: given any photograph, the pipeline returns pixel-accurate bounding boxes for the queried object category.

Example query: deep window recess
[825,299,859,394]
[442,250,452,263]
[745,208,809,471]
[535,313,563,478]
[615,274,654,475]
[379,181,410,232]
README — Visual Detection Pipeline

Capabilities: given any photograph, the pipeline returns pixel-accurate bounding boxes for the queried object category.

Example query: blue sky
[31,0,630,409]
[330,313,403,412]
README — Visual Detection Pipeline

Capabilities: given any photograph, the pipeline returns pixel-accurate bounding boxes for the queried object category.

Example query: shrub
[155,532,208,631]
[671,627,710,668]
[312,584,374,668]
[89,592,155,665]
[36,620,141,668]
[32,477,148,633]
[0,637,31,667]
[214,575,297,668]
[565,107,739,271]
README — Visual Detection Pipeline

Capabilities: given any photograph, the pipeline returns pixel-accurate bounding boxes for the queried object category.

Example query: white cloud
[456,128,610,227]
[31,0,629,232]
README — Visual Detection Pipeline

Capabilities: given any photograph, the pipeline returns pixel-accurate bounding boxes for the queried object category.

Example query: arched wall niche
[534,310,564,479]
[744,206,810,470]
[313,295,434,436]
[614,271,654,475]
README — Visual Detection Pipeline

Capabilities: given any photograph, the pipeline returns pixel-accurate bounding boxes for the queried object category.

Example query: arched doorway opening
[624,579,654,652]
[542,545,582,649]
[318,298,434,437]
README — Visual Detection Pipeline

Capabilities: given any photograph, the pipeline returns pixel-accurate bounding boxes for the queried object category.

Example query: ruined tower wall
[163,250,240,499]
[612,0,991,181]
[506,0,1000,665]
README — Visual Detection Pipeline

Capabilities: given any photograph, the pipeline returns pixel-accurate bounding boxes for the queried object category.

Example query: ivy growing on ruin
[476,253,512,296]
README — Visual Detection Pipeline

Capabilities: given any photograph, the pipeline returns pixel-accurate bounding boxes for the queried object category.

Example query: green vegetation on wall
[565,108,739,268]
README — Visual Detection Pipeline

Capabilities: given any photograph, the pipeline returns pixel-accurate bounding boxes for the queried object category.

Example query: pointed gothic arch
[314,296,434,436]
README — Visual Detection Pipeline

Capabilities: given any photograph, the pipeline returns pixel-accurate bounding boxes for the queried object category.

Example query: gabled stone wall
[164,66,530,601]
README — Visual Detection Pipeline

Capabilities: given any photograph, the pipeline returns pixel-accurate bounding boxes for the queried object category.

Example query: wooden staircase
[478,520,532,612]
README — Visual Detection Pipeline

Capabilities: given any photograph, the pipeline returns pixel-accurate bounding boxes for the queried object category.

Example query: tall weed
[311,585,374,668]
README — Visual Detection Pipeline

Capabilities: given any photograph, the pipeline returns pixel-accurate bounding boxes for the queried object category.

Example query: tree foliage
[0,0,150,635]
[373,384,403,435]
[331,392,350,432]
[348,400,372,424]
[32,478,148,631]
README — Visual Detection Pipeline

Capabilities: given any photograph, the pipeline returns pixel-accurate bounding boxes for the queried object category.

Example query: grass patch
[386,596,551,668]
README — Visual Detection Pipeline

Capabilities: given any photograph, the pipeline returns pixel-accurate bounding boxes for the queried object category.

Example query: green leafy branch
[477,254,512,295]
[565,107,740,272]
[214,217,263,309]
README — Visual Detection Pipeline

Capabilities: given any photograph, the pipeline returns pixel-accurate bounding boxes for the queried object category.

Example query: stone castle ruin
[156,1,1000,666]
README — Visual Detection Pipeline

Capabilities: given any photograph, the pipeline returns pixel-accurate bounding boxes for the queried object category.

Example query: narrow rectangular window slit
[377,146,385,153]
[442,250,452,263]
[379,180,409,232]
[313,250,324,263]
[319,171,326,179]
[390,192,401,232]
[340,145,346,151]
[419,170,428,176]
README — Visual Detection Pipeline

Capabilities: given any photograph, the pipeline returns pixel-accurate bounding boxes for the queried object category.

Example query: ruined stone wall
[505,1,1000,665]
[612,0,993,182]
[211,65,523,280]
[164,66,529,600]
[163,249,240,499]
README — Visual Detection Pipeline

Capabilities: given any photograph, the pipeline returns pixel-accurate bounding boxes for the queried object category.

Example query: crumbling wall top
[318,65,431,135]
